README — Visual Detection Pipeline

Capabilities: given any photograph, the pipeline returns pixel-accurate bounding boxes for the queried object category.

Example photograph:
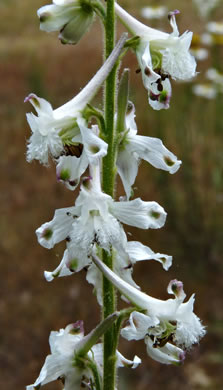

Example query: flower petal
[116,149,139,200]
[126,241,172,271]
[121,311,158,340]
[145,336,185,365]
[175,295,206,348]
[116,350,141,369]
[56,154,88,190]
[77,118,108,165]
[44,249,73,281]
[111,198,167,229]
[36,207,78,249]
[128,134,182,174]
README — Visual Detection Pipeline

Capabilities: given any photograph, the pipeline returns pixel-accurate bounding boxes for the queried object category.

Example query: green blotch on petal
[39,12,50,23]
[70,258,78,271]
[151,50,162,70]
[159,90,168,103]
[90,210,100,217]
[150,211,161,219]
[52,270,60,278]
[164,156,175,167]
[34,385,41,390]
[60,169,70,181]
[90,145,100,154]
[32,97,40,108]
[171,283,178,295]
[42,228,53,240]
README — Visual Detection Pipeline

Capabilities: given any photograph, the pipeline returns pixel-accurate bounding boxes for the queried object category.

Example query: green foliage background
[1,0,223,389]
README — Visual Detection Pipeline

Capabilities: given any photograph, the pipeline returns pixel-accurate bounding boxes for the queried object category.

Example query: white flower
[192,83,217,99]
[141,6,168,20]
[207,21,223,35]
[26,322,94,390]
[27,321,140,390]
[193,0,219,18]
[37,165,166,280]
[92,255,206,364]
[25,34,127,165]
[206,68,223,89]
[115,4,196,110]
[87,239,172,305]
[117,102,182,198]
[38,0,95,44]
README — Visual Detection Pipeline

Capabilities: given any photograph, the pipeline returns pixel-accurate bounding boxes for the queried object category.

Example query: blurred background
[1,0,223,389]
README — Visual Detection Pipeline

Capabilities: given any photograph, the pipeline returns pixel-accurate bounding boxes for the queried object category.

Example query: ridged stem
[102,1,117,389]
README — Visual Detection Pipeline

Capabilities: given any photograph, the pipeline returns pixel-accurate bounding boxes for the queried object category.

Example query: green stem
[102,1,117,389]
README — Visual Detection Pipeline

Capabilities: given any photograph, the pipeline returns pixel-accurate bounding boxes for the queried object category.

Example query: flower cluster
[26,1,205,388]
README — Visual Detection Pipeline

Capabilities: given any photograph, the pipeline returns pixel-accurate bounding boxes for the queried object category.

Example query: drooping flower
[117,102,182,198]
[92,255,206,365]
[37,164,167,280]
[37,0,95,45]
[87,239,172,305]
[25,34,127,165]
[27,318,141,390]
[115,3,196,110]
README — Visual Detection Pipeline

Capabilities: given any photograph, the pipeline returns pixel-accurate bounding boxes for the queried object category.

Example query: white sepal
[111,198,167,229]
[117,103,181,198]
[56,154,88,190]
[44,249,73,281]
[126,241,172,271]
[145,336,185,365]
[36,207,77,249]
[77,118,108,165]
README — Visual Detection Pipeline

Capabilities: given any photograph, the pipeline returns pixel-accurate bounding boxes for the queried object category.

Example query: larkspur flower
[117,102,181,198]
[38,0,95,45]
[37,164,167,280]
[115,3,196,110]
[25,34,127,165]
[92,255,206,365]
[27,318,141,390]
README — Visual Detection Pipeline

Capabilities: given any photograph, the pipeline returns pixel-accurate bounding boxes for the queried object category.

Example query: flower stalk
[102,1,119,389]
